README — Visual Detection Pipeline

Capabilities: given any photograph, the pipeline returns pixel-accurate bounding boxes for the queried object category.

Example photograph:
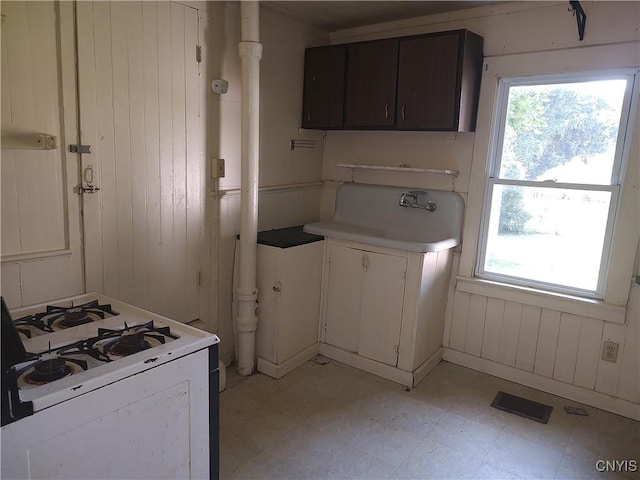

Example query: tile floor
[220,358,640,480]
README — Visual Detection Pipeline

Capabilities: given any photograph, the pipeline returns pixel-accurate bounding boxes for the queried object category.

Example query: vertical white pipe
[236,1,262,376]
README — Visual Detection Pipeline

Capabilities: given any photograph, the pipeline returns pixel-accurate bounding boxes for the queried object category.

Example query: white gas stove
[1,293,220,480]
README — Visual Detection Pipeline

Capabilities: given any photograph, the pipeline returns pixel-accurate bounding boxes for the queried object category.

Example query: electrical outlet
[602,340,619,363]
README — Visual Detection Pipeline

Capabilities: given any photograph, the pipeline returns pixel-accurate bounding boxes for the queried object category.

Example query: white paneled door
[76,2,206,322]
[0,1,83,307]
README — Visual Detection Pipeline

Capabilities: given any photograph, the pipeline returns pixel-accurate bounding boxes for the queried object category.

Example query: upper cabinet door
[397,31,483,131]
[345,39,399,128]
[302,46,346,129]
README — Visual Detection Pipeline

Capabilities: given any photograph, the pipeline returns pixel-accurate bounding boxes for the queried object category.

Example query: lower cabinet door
[358,251,407,366]
[325,245,364,352]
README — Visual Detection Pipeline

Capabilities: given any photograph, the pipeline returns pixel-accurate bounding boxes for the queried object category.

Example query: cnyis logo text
[595,460,638,473]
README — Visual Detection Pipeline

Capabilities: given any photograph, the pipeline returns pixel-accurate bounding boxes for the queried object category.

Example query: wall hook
[568,1,586,41]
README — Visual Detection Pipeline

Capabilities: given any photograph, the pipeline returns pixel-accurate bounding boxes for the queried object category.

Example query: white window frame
[476,70,637,299]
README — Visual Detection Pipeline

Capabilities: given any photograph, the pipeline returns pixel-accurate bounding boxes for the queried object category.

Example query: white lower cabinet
[325,244,406,366]
[256,233,324,378]
[320,239,454,387]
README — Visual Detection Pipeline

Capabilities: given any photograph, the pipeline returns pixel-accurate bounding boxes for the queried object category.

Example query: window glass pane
[483,185,611,291]
[498,79,627,184]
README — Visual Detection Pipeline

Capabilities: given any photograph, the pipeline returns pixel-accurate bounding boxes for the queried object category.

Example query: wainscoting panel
[446,284,640,414]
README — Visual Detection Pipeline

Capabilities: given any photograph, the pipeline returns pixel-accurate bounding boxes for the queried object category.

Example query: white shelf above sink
[335,163,459,177]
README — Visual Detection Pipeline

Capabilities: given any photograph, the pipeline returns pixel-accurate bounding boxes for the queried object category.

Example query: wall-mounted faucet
[399,190,437,212]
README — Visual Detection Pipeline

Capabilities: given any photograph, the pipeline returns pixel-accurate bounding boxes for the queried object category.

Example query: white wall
[0,1,326,364]
[321,1,640,417]
[212,4,327,364]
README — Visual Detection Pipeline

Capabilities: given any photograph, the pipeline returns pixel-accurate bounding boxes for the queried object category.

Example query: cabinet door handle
[401,105,406,121]
[384,103,389,119]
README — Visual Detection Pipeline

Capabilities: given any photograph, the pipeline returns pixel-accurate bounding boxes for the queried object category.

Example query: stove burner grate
[93,321,177,358]
[13,314,52,338]
[15,340,111,386]
[40,300,118,330]
[13,299,118,336]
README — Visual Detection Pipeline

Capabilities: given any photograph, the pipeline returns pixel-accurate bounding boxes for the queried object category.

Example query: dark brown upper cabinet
[396,30,483,132]
[301,29,484,132]
[301,45,346,129]
[345,39,399,128]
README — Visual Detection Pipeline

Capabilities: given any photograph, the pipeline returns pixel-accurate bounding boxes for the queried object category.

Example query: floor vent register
[491,391,553,424]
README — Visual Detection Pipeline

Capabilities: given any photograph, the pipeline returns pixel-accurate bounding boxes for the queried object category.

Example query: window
[477,72,636,298]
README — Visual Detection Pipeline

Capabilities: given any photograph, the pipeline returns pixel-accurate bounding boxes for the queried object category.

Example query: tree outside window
[477,74,634,298]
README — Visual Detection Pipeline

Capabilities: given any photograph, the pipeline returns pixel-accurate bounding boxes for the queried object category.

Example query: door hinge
[197,270,203,287]
[69,144,91,154]
[196,45,202,63]
[403,271,407,280]
[395,345,400,354]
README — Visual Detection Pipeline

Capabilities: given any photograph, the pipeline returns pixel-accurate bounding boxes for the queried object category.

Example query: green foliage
[498,186,531,234]
[504,86,618,180]
[496,84,619,234]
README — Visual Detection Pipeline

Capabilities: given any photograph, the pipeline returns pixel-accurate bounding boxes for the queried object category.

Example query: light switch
[211,158,225,178]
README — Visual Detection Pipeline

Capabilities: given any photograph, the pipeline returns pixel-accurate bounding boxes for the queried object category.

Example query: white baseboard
[319,344,414,387]
[413,347,444,387]
[257,344,320,379]
[443,348,640,421]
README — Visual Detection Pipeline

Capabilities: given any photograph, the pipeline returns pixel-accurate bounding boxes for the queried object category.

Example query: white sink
[304,183,464,253]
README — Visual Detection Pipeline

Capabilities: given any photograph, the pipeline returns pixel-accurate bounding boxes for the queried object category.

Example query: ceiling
[262,1,498,31]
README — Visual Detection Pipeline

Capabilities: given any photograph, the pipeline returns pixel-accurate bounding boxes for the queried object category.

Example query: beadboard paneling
[447,284,640,408]
[1,2,83,306]
[533,309,561,378]
[76,2,205,323]
[1,1,66,256]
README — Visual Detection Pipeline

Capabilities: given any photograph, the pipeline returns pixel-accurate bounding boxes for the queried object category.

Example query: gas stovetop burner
[43,300,117,331]
[91,321,179,359]
[25,358,73,384]
[14,300,119,337]
[60,309,92,328]
[15,341,110,387]
[111,332,150,355]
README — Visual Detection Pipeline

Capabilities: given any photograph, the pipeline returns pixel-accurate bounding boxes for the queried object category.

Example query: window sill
[456,276,627,324]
